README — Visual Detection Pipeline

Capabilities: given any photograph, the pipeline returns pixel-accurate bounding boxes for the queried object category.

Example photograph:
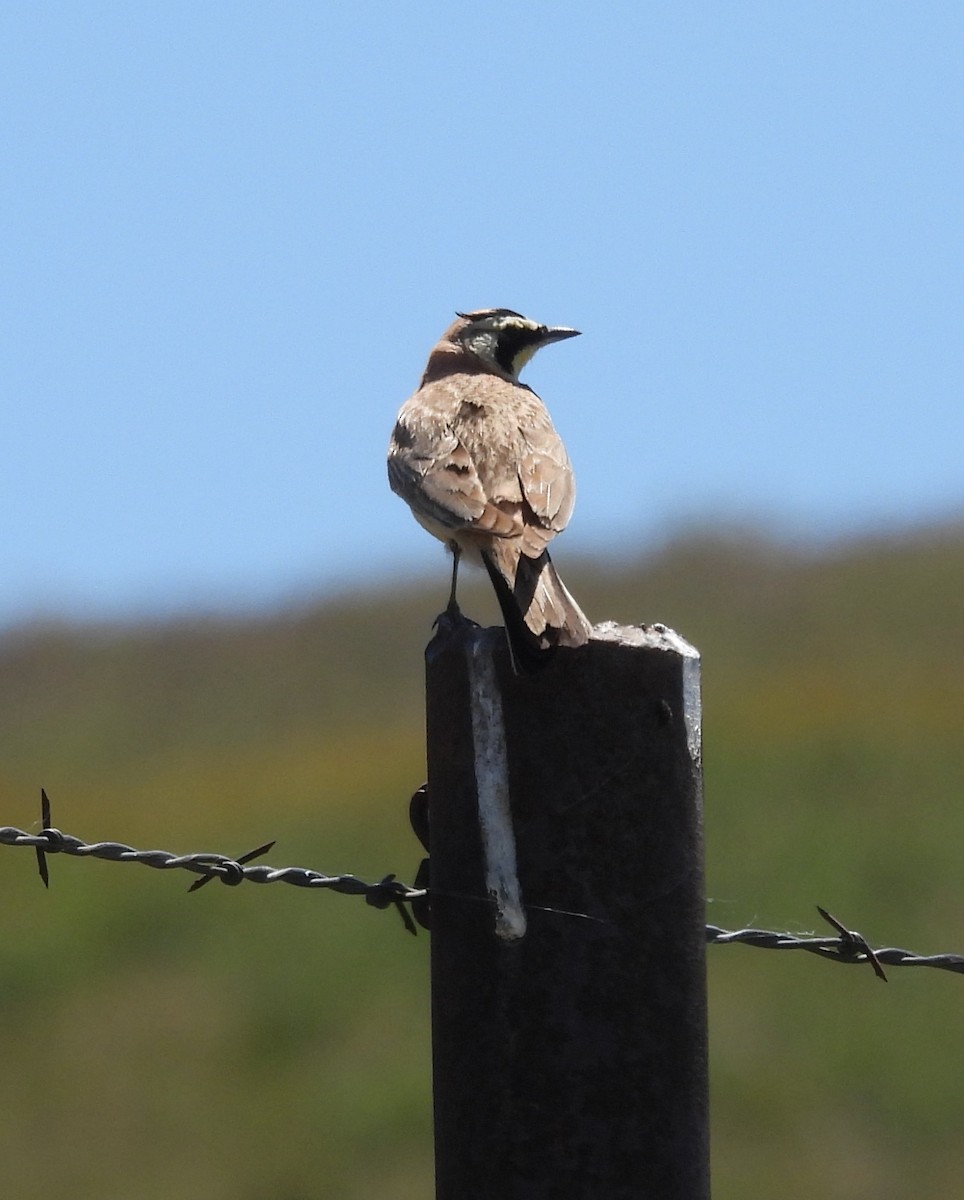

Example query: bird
[387,307,592,671]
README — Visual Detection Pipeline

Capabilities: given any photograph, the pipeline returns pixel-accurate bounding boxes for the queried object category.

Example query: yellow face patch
[484,314,544,378]
[511,342,541,374]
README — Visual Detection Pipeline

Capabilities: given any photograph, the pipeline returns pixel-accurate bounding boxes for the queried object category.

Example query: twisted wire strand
[0,824,424,904]
[706,924,964,976]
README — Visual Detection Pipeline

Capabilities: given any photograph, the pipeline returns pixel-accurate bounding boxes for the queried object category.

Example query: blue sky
[3,3,962,626]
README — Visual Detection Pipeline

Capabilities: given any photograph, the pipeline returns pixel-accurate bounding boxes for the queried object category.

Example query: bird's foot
[432,602,479,635]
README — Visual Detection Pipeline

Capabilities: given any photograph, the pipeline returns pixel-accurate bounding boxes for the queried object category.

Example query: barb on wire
[816,904,888,981]
[35,787,51,888]
[187,840,277,893]
[7,791,964,972]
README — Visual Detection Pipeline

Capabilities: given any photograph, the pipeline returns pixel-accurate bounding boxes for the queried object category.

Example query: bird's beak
[541,326,581,344]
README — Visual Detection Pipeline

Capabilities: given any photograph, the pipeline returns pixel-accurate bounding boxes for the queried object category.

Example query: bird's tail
[482,546,592,674]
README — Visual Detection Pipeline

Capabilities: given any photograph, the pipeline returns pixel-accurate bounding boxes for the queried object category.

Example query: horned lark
[387,308,592,671]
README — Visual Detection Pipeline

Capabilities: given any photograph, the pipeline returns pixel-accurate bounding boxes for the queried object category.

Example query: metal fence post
[425,614,708,1200]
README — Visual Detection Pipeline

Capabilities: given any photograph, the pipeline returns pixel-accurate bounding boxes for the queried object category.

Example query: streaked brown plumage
[387,308,591,670]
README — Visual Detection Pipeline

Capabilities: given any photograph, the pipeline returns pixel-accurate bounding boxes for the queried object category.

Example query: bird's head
[428,308,580,383]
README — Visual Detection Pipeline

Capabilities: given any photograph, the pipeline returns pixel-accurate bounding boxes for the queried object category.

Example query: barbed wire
[3,792,962,978]
[706,916,964,979]
[3,790,426,933]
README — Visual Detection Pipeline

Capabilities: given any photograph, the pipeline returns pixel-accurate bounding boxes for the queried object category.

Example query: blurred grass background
[0,522,962,1199]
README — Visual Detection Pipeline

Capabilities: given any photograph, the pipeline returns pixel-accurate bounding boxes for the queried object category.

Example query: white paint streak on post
[466,631,527,940]
[681,652,703,764]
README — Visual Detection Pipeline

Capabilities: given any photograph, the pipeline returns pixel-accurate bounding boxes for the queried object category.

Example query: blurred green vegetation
[0,523,962,1198]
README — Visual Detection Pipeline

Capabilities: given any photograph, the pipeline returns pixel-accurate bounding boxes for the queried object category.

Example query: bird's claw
[432,605,480,635]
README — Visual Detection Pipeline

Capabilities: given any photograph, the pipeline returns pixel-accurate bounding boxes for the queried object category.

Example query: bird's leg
[445,541,462,615]
[433,541,479,636]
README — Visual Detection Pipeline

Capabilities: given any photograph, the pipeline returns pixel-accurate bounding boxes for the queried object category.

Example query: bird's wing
[388,413,519,538]
[517,417,577,549]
